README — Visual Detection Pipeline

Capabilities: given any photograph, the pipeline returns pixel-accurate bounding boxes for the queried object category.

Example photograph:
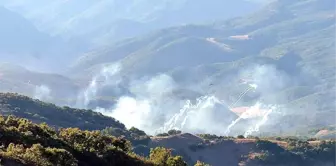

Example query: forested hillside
[0,93,124,130]
[0,114,191,166]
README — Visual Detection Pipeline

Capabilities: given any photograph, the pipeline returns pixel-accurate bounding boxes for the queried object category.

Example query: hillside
[0,94,334,166]
[0,114,190,166]
[66,0,336,137]
[0,6,87,72]
[149,133,335,166]
[0,63,82,105]
[0,0,262,45]
[0,93,125,130]
[72,0,335,77]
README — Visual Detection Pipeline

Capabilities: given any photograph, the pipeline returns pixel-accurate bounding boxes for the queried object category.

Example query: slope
[0,63,81,105]
[0,6,87,72]
[150,133,335,166]
[70,0,335,136]
[0,0,262,45]
[0,114,190,166]
[0,93,125,130]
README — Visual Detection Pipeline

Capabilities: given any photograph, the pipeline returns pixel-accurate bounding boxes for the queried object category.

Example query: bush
[168,130,182,136]
[237,135,245,139]
[194,160,211,166]
[0,114,191,166]
[156,133,170,137]
[149,147,187,166]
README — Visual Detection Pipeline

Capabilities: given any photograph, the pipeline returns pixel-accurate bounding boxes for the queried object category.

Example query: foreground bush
[0,115,189,166]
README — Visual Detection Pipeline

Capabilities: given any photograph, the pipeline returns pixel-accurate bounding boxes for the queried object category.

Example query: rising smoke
[33,85,52,101]
[77,63,292,136]
[76,63,122,108]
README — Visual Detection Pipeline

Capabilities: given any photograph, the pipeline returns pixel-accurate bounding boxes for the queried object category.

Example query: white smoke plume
[238,64,291,98]
[76,62,122,108]
[157,96,232,135]
[34,85,52,101]
[81,63,237,134]
[104,74,178,131]
[79,63,291,136]
[244,105,276,137]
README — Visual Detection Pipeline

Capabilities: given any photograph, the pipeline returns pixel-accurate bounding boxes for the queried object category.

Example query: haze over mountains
[0,0,335,138]
[0,0,262,45]
[0,0,335,165]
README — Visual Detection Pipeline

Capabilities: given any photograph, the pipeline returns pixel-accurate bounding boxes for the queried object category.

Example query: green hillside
[0,114,190,166]
[0,93,124,130]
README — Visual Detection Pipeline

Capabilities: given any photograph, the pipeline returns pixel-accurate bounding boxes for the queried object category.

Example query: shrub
[237,135,245,139]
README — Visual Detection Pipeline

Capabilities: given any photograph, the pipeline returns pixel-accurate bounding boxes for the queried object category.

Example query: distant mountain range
[69,0,335,132]
[0,6,88,72]
[0,0,262,45]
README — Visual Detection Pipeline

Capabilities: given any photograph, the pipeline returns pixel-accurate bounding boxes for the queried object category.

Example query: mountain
[0,6,87,72]
[0,63,81,105]
[69,0,335,135]
[0,93,125,130]
[0,0,262,46]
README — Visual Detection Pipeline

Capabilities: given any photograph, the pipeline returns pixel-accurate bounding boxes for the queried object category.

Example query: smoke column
[224,83,259,135]
[157,96,226,133]
[76,63,122,108]
[225,102,266,136]
[95,73,178,132]
[78,63,289,136]
[244,106,274,137]
[34,85,52,101]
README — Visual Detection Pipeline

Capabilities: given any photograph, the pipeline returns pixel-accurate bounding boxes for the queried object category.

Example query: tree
[237,135,245,139]
[168,130,182,136]
[149,147,187,166]
[166,156,187,166]
[194,160,211,166]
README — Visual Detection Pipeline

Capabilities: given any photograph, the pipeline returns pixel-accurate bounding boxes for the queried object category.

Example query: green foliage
[0,93,125,130]
[237,135,245,139]
[253,139,336,166]
[101,126,151,151]
[0,114,188,166]
[149,147,187,166]
[167,130,182,136]
[1,143,77,166]
[194,160,211,166]
[197,134,234,141]
[156,133,170,137]
[166,156,187,166]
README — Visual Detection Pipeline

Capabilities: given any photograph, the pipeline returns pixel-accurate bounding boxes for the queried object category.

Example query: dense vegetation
[250,139,335,166]
[0,93,125,130]
[0,114,193,166]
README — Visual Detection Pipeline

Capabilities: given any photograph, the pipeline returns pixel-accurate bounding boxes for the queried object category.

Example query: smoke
[244,105,275,137]
[76,63,122,108]
[77,63,293,136]
[80,63,237,134]
[33,85,52,101]
[157,96,234,135]
[238,64,291,99]
[223,64,293,136]
[104,74,179,131]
